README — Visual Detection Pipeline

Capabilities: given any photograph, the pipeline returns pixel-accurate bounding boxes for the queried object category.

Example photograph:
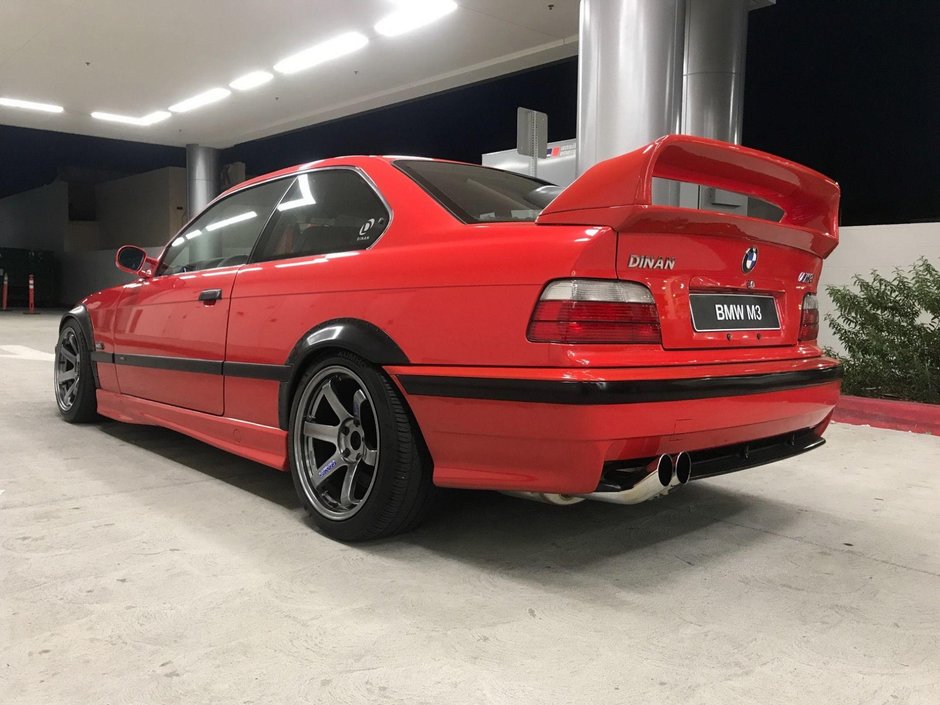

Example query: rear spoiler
[537,135,840,257]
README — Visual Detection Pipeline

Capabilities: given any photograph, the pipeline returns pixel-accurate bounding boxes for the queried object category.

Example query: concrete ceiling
[0,0,579,148]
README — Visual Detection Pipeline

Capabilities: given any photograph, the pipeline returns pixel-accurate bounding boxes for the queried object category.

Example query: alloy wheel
[293,366,381,520]
[55,329,82,412]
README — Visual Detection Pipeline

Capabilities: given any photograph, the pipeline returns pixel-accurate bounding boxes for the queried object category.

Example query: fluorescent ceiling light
[276,175,316,211]
[205,211,257,232]
[171,236,186,247]
[0,97,64,113]
[91,110,171,126]
[375,0,458,37]
[274,32,369,74]
[230,70,274,91]
[168,87,231,113]
[184,230,203,240]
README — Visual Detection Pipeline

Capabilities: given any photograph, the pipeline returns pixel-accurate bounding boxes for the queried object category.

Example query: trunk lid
[537,135,840,350]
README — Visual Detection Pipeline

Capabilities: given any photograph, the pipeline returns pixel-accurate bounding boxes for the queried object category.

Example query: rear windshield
[395,159,561,223]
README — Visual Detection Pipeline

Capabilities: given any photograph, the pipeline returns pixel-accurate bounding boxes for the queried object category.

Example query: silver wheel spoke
[339,461,359,508]
[55,331,82,411]
[312,451,345,487]
[303,420,339,443]
[352,389,366,421]
[295,365,381,521]
[322,381,352,423]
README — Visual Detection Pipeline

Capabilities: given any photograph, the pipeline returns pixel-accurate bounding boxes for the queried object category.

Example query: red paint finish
[540,134,840,250]
[388,358,841,491]
[71,135,843,494]
[97,389,287,470]
[112,267,239,414]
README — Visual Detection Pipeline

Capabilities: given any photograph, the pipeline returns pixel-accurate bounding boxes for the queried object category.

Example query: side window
[252,170,389,263]
[159,179,289,275]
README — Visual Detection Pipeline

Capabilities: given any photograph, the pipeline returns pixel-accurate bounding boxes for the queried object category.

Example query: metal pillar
[186,144,220,218]
[682,0,750,143]
[576,0,772,176]
[576,0,686,175]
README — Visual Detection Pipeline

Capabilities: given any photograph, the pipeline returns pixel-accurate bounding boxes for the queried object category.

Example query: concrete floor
[1,311,938,705]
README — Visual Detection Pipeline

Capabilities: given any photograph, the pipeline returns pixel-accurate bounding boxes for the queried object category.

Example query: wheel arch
[59,305,100,388]
[278,318,410,430]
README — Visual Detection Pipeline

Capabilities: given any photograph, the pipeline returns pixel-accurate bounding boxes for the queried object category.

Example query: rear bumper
[389,358,841,494]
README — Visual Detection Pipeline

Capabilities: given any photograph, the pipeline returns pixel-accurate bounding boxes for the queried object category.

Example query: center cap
[339,420,365,460]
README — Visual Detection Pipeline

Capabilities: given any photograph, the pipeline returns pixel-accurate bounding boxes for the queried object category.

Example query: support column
[186,144,220,219]
[576,0,686,176]
[681,0,750,143]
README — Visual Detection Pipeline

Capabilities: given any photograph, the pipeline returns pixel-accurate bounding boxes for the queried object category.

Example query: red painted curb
[832,395,940,436]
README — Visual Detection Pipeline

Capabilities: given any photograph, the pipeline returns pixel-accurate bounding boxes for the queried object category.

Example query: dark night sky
[0,0,937,226]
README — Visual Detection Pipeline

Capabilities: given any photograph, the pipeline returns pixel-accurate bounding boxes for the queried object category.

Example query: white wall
[64,221,101,252]
[55,167,186,304]
[0,181,69,251]
[95,167,186,250]
[818,222,939,353]
[59,246,162,306]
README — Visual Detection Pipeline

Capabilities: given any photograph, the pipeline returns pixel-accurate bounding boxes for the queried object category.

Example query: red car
[55,135,842,541]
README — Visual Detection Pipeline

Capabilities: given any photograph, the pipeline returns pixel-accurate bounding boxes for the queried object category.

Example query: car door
[112,179,289,414]
[222,168,391,426]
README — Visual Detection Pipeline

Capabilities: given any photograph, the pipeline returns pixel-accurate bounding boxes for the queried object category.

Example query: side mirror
[115,245,155,278]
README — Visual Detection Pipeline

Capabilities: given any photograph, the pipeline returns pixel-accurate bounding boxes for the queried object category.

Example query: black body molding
[397,365,843,405]
[278,319,410,429]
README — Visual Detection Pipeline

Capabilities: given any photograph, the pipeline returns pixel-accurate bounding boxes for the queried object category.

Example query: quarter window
[395,159,561,224]
[252,170,389,262]
[159,180,289,275]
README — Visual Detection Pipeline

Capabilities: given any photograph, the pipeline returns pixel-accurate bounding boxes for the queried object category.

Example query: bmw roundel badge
[742,247,759,273]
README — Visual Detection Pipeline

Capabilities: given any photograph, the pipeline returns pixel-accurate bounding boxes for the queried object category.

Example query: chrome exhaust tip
[674,451,692,485]
[656,453,675,487]
[578,454,673,505]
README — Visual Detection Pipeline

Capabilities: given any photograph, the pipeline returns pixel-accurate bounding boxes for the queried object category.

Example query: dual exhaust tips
[587,451,692,505]
[503,452,692,506]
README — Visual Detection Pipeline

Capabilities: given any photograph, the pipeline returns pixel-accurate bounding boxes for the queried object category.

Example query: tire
[287,351,434,542]
[54,320,98,423]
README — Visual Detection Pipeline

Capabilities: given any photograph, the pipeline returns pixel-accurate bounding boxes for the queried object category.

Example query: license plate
[690,294,780,332]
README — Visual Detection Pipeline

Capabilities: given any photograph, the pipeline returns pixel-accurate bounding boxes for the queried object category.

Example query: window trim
[156,165,393,275]
[392,158,554,225]
[156,177,292,277]
[246,166,394,265]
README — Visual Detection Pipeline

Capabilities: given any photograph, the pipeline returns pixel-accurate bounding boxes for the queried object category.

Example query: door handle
[198,288,223,303]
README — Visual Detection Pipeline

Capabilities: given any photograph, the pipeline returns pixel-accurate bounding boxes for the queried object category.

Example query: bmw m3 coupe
[55,135,842,541]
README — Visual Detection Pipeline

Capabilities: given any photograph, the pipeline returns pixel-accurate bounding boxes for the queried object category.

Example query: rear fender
[278,319,409,430]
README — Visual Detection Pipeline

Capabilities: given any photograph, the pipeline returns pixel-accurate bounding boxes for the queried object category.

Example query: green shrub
[825,258,939,404]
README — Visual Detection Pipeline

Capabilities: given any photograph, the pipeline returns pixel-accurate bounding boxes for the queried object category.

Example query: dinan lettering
[715,304,763,321]
[627,254,676,270]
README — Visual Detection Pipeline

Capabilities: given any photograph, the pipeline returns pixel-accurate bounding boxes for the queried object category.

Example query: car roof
[220,155,464,199]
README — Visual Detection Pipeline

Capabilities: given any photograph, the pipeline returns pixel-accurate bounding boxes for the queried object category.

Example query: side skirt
[96,389,288,471]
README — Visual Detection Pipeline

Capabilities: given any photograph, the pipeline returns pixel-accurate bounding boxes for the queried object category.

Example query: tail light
[799,292,819,341]
[527,279,661,344]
